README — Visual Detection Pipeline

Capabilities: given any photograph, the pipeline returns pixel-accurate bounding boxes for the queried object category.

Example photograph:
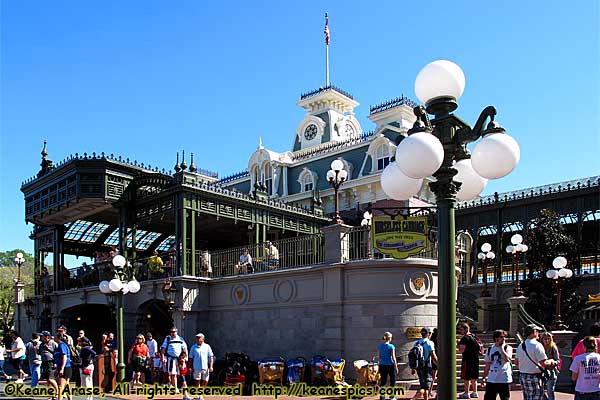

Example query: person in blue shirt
[160,327,188,393]
[377,331,399,400]
[53,333,72,400]
[411,328,438,400]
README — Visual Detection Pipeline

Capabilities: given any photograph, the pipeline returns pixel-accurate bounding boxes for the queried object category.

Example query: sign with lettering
[406,327,424,339]
[372,216,428,259]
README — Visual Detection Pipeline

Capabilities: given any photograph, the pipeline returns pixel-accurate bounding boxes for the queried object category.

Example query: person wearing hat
[515,324,558,400]
[160,327,188,393]
[411,328,437,400]
[57,325,74,347]
[39,331,59,394]
[188,333,214,399]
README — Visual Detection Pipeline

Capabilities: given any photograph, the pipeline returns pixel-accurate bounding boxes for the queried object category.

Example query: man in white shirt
[264,241,279,270]
[160,327,188,393]
[145,332,159,383]
[8,331,26,382]
[515,324,558,400]
[482,330,513,400]
[188,332,214,400]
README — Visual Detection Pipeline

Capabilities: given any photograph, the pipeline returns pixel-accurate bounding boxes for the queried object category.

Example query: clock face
[345,123,355,136]
[304,124,318,140]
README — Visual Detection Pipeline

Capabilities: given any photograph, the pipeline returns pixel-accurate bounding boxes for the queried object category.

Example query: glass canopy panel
[64,220,93,240]
[157,235,176,252]
[126,229,149,248]
[137,231,161,250]
[104,229,120,246]
[80,223,112,242]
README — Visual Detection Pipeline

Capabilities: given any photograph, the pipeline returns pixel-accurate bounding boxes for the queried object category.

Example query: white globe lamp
[471,132,520,179]
[414,60,466,104]
[454,159,487,200]
[380,162,423,200]
[395,132,444,179]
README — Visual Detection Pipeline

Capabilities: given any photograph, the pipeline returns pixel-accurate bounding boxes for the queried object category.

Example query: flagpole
[325,13,330,87]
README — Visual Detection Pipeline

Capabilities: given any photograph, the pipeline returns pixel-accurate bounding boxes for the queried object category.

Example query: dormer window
[302,173,314,192]
[263,162,273,195]
[376,144,390,170]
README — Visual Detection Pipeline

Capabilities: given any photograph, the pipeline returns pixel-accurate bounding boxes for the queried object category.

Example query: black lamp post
[326,159,348,224]
[477,243,495,297]
[546,256,573,330]
[506,233,528,296]
[379,60,521,400]
[98,255,141,382]
[13,252,25,283]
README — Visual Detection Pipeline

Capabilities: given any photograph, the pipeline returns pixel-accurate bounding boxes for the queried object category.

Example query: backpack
[408,340,426,370]
[467,333,485,356]
[67,343,82,366]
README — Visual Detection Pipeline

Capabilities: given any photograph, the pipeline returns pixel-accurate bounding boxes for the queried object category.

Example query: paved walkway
[0,380,575,400]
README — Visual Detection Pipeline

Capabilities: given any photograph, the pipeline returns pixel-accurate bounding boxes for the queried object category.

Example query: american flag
[324,16,330,45]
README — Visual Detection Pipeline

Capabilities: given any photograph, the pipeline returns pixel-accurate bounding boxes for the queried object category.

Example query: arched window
[251,165,260,187]
[302,173,314,192]
[376,144,390,170]
[263,163,273,195]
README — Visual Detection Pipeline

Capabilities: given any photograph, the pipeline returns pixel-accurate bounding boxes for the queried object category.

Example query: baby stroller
[353,358,379,386]
[328,358,346,385]
[258,357,285,385]
[310,355,333,385]
[223,352,251,387]
[286,356,307,384]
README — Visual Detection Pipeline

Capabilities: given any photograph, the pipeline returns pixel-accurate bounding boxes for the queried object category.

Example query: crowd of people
[376,322,600,400]
[1,322,599,400]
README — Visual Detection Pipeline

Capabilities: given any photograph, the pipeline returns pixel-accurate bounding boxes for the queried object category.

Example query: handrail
[517,303,547,333]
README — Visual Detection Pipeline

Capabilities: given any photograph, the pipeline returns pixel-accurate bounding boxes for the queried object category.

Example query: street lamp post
[327,159,348,224]
[13,252,26,332]
[380,60,520,400]
[98,255,141,382]
[506,234,528,296]
[14,252,25,283]
[546,256,573,330]
[477,243,495,297]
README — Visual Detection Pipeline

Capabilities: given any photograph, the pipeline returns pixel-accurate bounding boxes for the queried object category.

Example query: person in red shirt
[128,334,150,386]
[571,323,600,359]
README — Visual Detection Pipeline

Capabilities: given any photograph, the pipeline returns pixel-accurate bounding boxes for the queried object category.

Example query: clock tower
[294,86,361,151]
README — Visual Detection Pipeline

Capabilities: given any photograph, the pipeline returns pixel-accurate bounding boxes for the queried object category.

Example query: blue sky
[1,0,599,255]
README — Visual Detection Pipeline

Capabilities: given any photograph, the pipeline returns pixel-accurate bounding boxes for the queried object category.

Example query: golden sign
[372,216,428,259]
[406,327,424,339]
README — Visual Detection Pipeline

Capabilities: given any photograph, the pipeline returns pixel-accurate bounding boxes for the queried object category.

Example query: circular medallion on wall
[273,279,294,302]
[232,284,249,305]
[406,271,432,297]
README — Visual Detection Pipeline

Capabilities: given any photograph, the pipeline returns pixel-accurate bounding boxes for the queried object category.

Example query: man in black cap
[515,324,558,400]
[38,331,59,394]
[57,325,73,347]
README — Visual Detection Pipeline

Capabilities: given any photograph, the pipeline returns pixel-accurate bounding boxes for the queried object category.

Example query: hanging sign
[372,216,428,259]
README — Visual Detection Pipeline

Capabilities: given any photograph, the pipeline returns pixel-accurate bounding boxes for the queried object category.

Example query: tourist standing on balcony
[148,250,164,278]
[515,324,557,400]
[264,241,279,269]
[572,323,600,360]
[7,331,26,382]
[481,330,513,400]
[200,251,212,278]
[161,327,188,393]
[26,332,42,387]
[458,323,480,399]
[570,336,600,400]
[378,331,398,400]
[540,332,561,400]
[236,248,253,274]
